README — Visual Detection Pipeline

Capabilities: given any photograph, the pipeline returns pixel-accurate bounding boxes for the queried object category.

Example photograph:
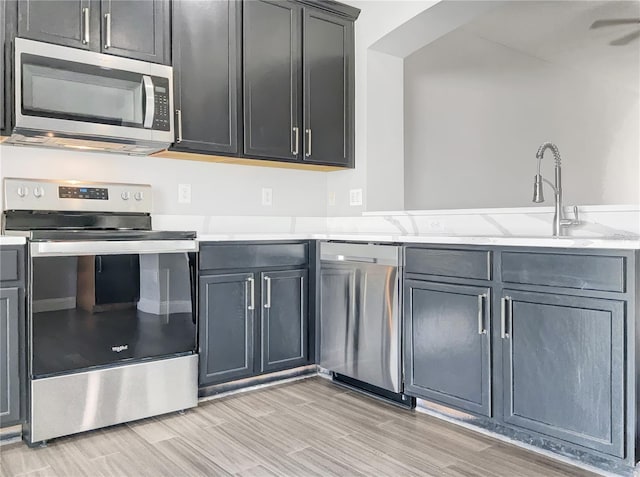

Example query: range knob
[16,186,29,198]
[134,191,144,201]
[121,191,131,201]
[33,186,45,198]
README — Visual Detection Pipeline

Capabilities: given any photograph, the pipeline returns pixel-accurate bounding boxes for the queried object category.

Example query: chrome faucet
[532,142,580,236]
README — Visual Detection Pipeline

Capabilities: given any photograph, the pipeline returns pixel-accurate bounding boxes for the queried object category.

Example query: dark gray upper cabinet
[243,0,302,161]
[100,0,170,64]
[260,269,308,373]
[501,290,625,458]
[17,0,169,64]
[404,281,491,417]
[303,9,354,167]
[18,0,93,49]
[0,287,20,427]
[199,272,255,386]
[172,0,240,154]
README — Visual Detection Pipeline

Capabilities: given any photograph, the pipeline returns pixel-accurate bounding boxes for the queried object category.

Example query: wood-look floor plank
[0,377,600,477]
[126,416,177,444]
[12,466,58,477]
[151,437,232,476]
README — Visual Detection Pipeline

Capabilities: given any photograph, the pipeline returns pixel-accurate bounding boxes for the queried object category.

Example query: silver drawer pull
[264,276,271,309]
[477,294,487,335]
[82,7,90,44]
[501,296,512,339]
[247,277,255,310]
[104,13,111,49]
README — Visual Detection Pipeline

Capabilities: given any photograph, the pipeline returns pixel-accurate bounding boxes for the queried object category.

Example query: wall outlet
[178,184,191,204]
[261,187,273,206]
[349,188,363,206]
[328,191,336,206]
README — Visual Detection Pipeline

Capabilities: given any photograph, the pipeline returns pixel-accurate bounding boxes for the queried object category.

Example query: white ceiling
[460,0,640,92]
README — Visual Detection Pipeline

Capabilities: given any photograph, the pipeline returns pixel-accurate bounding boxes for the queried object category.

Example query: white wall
[327,0,438,216]
[404,26,640,209]
[0,145,328,216]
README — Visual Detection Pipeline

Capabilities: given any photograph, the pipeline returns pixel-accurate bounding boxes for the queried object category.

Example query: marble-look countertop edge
[0,236,27,245]
[195,233,640,250]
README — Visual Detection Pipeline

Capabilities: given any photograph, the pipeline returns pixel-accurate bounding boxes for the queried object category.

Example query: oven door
[15,38,173,142]
[29,240,197,378]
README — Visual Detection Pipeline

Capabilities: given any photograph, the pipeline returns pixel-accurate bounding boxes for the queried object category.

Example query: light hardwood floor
[0,377,596,477]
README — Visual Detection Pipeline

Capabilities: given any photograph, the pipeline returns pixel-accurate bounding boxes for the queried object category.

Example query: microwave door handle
[142,75,155,129]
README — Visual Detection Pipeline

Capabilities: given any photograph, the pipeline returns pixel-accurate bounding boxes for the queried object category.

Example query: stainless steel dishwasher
[319,242,403,396]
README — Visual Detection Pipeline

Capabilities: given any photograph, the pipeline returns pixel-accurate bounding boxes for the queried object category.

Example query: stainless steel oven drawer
[29,355,197,444]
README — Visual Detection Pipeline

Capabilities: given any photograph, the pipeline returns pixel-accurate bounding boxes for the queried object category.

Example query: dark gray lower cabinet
[199,258,309,387]
[404,281,491,417]
[199,273,254,386]
[0,287,20,427]
[260,269,308,373]
[502,290,625,457]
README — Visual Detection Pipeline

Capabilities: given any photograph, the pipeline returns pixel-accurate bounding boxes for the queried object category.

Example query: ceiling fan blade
[610,29,640,45]
[591,18,640,29]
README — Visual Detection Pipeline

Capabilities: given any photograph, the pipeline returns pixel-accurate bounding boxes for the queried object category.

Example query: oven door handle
[30,240,198,257]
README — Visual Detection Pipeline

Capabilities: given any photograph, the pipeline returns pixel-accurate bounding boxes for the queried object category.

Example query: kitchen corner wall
[326,0,439,216]
[0,145,328,216]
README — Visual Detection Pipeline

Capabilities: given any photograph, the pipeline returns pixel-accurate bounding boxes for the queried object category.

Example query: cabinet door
[404,281,491,416]
[0,288,20,427]
[172,0,240,154]
[18,0,92,50]
[260,269,308,373]
[501,290,624,457]
[303,9,354,167]
[100,0,169,64]
[243,0,301,160]
[199,273,255,386]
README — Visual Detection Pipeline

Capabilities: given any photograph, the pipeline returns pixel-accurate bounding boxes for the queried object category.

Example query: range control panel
[59,186,109,200]
[3,178,152,213]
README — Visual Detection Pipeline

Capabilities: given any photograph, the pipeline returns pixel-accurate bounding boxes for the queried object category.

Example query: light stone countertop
[195,233,640,250]
[0,236,27,246]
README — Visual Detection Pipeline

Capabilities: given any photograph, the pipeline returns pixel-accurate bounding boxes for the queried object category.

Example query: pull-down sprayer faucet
[533,142,580,236]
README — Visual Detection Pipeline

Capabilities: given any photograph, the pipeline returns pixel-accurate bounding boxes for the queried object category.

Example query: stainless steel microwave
[6,38,174,155]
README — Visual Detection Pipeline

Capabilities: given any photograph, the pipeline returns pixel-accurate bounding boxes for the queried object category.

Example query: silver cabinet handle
[501,296,512,339]
[477,294,487,335]
[292,127,299,155]
[104,13,111,49]
[82,7,90,44]
[175,110,183,143]
[305,129,312,157]
[247,277,255,310]
[264,276,271,309]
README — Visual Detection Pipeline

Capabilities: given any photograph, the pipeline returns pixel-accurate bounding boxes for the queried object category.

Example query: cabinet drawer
[200,243,308,271]
[0,250,19,282]
[501,252,625,292]
[405,248,491,280]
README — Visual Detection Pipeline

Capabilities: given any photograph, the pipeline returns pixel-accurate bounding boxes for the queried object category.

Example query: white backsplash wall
[0,145,328,216]
[404,26,640,210]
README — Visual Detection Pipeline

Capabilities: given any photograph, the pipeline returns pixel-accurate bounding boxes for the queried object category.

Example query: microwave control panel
[152,77,171,131]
